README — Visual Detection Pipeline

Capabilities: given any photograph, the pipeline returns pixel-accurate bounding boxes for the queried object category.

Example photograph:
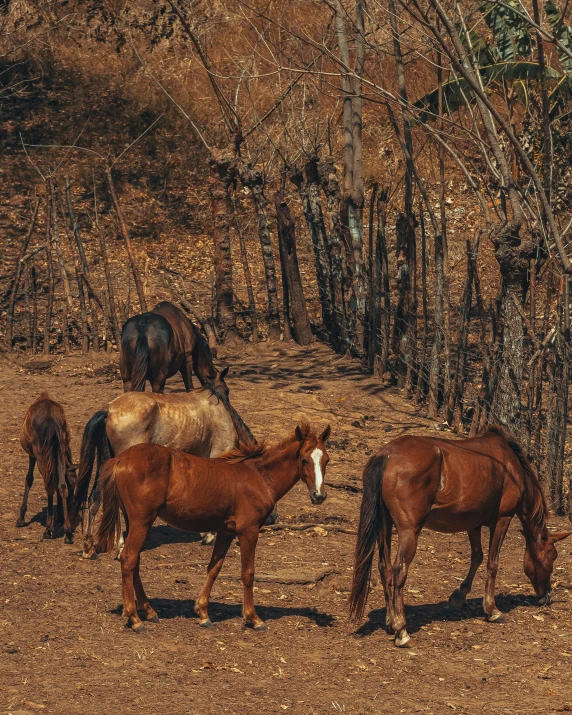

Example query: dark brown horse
[120,301,226,394]
[17,394,77,542]
[96,422,330,632]
[349,427,570,647]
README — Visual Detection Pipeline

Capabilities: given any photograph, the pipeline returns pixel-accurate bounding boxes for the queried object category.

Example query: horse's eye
[302,458,309,466]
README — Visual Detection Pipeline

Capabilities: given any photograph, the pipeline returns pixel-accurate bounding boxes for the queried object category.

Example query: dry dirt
[1,342,571,715]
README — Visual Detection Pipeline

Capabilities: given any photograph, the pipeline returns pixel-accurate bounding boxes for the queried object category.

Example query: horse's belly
[424,506,487,533]
[158,509,231,535]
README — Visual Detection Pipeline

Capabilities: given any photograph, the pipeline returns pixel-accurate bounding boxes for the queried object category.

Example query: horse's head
[295,423,331,505]
[523,528,571,604]
[207,366,230,402]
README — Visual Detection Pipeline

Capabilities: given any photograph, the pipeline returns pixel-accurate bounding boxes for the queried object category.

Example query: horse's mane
[484,425,547,530]
[219,421,317,464]
[219,439,267,463]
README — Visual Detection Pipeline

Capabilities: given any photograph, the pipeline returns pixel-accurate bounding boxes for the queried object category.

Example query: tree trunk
[241,166,281,342]
[376,189,391,380]
[414,204,429,403]
[5,197,40,348]
[104,169,147,313]
[209,152,237,339]
[231,194,258,343]
[428,228,445,418]
[43,188,54,355]
[274,192,313,346]
[317,157,348,352]
[98,227,121,346]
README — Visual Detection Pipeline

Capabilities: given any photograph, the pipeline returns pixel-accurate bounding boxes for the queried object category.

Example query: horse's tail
[73,410,111,517]
[35,421,59,496]
[131,331,149,392]
[95,458,122,553]
[349,454,387,622]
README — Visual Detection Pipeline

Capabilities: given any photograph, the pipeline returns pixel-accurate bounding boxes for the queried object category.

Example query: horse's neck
[519,479,548,540]
[256,440,300,502]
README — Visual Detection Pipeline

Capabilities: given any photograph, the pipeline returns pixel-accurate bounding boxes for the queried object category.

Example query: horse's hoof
[487,612,505,624]
[132,623,147,634]
[254,623,267,632]
[42,531,54,540]
[64,534,74,545]
[15,519,25,528]
[394,630,410,647]
[448,590,466,610]
[147,615,160,624]
[199,619,214,629]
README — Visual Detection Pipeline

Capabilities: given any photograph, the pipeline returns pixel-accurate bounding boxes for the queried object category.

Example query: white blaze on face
[310,448,324,492]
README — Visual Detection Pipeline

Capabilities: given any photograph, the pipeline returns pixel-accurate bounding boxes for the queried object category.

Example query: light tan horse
[72,386,258,556]
[96,422,331,632]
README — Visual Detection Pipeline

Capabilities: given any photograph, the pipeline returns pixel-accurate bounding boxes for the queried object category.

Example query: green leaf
[545,0,572,73]
[549,73,572,117]
[480,0,533,61]
[414,62,560,122]
[480,60,560,82]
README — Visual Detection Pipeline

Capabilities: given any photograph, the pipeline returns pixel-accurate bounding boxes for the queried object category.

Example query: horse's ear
[549,531,572,543]
[320,424,331,443]
[295,425,304,442]
[220,366,229,379]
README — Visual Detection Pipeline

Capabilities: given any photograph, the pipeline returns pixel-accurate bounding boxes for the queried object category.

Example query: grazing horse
[349,426,570,647]
[96,422,331,632]
[71,385,260,557]
[17,394,77,542]
[120,301,224,393]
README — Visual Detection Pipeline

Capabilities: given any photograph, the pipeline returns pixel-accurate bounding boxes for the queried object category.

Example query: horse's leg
[120,522,151,632]
[58,478,73,545]
[16,456,36,527]
[449,526,483,609]
[194,532,234,627]
[391,528,419,647]
[238,528,265,630]
[483,517,511,623]
[44,489,55,539]
[377,507,395,632]
[133,555,159,623]
[122,379,132,392]
[181,357,194,392]
[82,481,101,559]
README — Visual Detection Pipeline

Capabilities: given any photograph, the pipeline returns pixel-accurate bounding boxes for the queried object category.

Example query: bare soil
[1,342,571,715]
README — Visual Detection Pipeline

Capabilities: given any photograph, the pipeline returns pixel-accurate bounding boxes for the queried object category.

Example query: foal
[349,426,570,647]
[17,394,76,542]
[96,422,330,632]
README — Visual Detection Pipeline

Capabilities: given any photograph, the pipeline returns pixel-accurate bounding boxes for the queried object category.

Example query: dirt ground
[1,342,571,715]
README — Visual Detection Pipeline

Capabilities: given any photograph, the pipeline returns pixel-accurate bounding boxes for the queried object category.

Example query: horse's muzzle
[538,590,552,606]
[311,491,327,505]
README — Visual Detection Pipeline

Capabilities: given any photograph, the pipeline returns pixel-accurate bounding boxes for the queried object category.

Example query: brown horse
[120,301,225,394]
[72,384,258,557]
[96,422,331,632]
[349,427,570,647]
[17,394,77,542]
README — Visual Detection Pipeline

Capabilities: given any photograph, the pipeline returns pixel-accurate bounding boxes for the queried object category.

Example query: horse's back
[152,301,196,354]
[20,394,67,451]
[106,389,234,456]
[380,432,527,531]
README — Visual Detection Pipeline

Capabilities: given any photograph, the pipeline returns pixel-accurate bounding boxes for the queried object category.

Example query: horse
[349,426,570,648]
[71,385,261,557]
[95,422,331,633]
[120,301,224,394]
[17,394,77,543]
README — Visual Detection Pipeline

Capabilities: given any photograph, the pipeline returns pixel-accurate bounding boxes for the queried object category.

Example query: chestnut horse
[96,422,330,632]
[120,301,224,393]
[17,394,77,542]
[72,384,258,557]
[349,426,570,647]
